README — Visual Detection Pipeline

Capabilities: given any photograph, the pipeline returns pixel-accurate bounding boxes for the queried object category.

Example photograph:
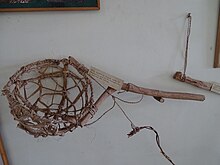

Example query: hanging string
[87,73,175,165]
[183,13,192,79]
[87,74,144,105]
[85,74,143,126]
[85,98,116,126]
[128,126,175,165]
[114,97,136,128]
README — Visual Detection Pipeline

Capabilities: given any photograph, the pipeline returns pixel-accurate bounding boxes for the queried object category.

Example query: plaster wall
[0,0,220,165]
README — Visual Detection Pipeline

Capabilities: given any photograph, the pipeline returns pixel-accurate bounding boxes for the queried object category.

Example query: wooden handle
[122,83,205,101]
[69,57,205,102]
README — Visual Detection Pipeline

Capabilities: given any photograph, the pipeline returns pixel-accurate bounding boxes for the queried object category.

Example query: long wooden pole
[121,83,205,101]
[69,56,205,102]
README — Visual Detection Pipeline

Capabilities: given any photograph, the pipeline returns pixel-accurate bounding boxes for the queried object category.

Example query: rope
[183,13,192,79]
[128,126,175,165]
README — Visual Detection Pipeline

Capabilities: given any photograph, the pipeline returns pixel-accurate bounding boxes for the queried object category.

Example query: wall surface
[0,0,220,165]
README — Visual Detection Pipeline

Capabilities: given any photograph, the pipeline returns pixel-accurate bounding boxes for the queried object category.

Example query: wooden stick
[81,81,205,126]
[69,56,205,101]
[0,134,9,165]
[81,87,116,126]
[173,72,220,95]
[121,83,205,101]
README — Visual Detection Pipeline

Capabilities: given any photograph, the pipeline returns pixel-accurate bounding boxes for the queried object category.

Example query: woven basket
[2,58,94,137]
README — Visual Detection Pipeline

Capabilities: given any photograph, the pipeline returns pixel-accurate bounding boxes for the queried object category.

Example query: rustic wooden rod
[69,57,205,102]
[173,71,220,95]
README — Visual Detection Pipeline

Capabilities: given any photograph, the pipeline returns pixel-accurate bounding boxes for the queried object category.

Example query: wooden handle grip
[122,83,205,101]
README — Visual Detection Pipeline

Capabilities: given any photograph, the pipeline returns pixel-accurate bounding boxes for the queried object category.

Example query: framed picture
[0,0,100,12]
[214,6,220,68]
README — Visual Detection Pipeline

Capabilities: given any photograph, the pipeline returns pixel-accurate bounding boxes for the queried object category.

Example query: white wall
[0,0,220,165]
